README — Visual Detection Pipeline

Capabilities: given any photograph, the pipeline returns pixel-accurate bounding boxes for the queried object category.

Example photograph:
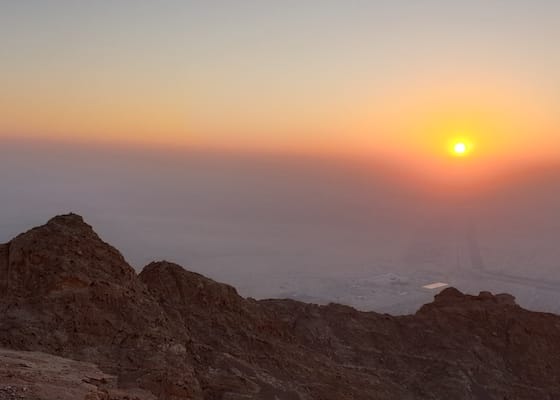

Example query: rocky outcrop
[0,348,155,400]
[1,214,560,399]
[0,214,199,399]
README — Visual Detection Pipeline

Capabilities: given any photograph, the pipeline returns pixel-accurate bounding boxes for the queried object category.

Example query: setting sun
[448,138,474,158]
[454,142,467,155]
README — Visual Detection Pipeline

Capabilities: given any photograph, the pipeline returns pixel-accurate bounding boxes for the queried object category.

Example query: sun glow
[449,138,473,157]
[454,142,467,155]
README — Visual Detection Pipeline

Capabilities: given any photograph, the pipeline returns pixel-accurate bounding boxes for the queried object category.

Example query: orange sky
[1,1,559,180]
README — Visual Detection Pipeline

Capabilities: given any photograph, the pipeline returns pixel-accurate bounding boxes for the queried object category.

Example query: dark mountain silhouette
[1,214,560,399]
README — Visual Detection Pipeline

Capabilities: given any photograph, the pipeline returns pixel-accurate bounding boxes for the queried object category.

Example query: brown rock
[1,214,560,399]
[0,348,155,400]
[0,214,201,399]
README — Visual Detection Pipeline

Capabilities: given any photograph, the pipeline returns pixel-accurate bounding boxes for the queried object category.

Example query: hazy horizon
[1,138,559,314]
[2,1,560,314]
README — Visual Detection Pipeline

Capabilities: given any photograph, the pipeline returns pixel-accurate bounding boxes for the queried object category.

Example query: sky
[1,141,560,314]
[1,0,560,176]
[1,1,560,313]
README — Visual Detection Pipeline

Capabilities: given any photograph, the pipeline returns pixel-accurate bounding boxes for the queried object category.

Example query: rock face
[0,348,155,400]
[0,215,199,399]
[2,214,560,399]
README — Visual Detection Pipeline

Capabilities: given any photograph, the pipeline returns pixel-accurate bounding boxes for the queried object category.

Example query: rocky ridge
[1,214,560,399]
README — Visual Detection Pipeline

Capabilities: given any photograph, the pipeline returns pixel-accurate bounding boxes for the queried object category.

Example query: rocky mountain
[1,214,560,399]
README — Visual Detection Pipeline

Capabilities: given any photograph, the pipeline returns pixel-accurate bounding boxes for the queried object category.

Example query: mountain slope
[1,214,560,399]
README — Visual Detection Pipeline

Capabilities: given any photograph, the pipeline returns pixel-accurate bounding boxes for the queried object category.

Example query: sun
[449,139,472,157]
[454,142,467,155]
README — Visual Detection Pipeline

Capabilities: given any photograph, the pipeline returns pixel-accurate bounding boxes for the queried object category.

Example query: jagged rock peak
[140,260,243,309]
[3,213,136,297]
[434,286,464,301]
[47,212,86,224]
[45,213,90,229]
[15,213,96,243]
[432,287,517,306]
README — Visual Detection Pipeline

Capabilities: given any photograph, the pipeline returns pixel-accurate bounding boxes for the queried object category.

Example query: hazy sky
[1,139,559,314]
[1,3,560,312]
[2,0,559,174]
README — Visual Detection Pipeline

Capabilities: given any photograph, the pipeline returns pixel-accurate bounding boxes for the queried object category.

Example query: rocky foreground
[1,214,560,399]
